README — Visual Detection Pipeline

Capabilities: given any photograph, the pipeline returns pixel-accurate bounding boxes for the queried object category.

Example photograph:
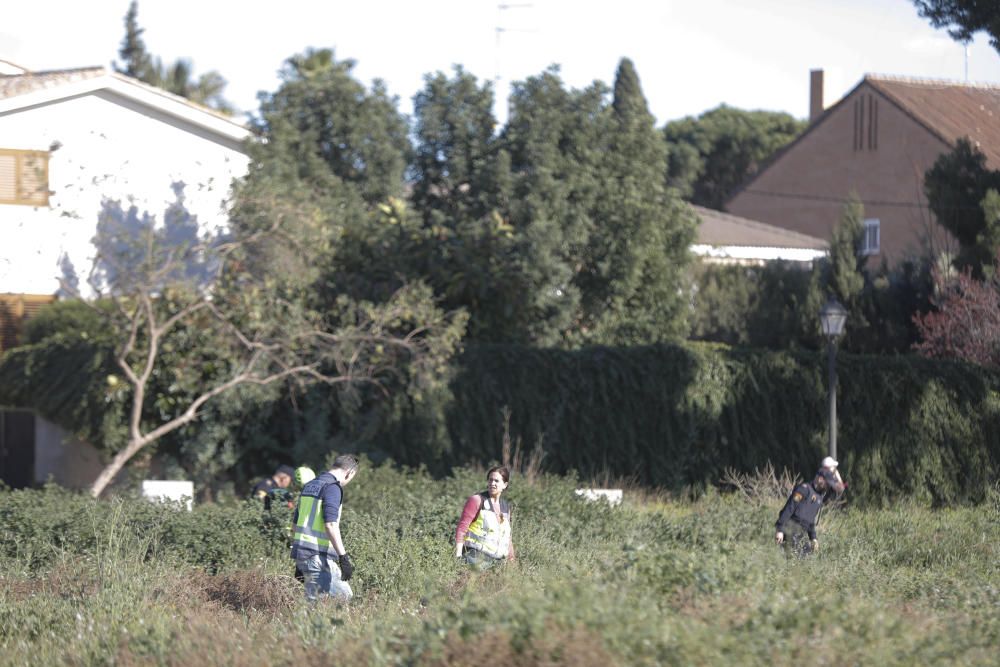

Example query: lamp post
[819,298,847,460]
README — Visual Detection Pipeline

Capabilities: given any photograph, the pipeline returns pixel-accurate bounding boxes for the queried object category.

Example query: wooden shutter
[0,153,15,201]
[0,149,49,206]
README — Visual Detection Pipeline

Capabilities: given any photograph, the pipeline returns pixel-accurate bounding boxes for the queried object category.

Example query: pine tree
[115,1,153,80]
[113,2,234,113]
[827,195,867,305]
[663,105,805,208]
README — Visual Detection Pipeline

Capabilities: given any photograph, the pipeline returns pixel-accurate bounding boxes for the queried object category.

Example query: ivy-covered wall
[435,343,1000,506]
[4,337,999,506]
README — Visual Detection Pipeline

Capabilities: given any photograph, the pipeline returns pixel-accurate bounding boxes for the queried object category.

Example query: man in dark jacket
[252,465,295,510]
[775,457,845,555]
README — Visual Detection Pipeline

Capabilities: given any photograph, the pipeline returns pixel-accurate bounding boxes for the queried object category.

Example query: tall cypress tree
[576,58,696,344]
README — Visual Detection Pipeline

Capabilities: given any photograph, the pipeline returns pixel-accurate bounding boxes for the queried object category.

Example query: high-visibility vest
[463,493,511,559]
[291,479,341,555]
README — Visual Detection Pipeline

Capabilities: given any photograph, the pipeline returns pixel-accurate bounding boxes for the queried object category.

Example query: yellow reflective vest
[463,494,511,559]
[291,480,340,556]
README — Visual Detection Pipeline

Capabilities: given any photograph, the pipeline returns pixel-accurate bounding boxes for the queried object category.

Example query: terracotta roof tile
[866,75,1000,169]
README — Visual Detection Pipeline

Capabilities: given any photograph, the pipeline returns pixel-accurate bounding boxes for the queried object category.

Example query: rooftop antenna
[495,3,534,120]
[964,40,970,82]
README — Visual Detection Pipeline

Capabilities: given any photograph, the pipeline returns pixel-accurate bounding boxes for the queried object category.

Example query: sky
[3,0,1000,126]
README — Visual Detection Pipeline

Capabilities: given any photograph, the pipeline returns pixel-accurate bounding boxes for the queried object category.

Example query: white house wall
[33,414,105,489]
[0,89,249,295]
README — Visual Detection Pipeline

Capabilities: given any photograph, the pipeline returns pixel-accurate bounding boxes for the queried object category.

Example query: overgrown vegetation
[1,465,997,666]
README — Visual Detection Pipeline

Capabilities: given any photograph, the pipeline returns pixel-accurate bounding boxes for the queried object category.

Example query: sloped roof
[0,67,105,99]
[865,75,1000,169]
[725,74,1000,208]
[693,205,827,249]
[0,66,247,144]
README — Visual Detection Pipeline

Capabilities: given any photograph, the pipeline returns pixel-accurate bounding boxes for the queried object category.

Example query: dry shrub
[419,622,617,667]
[200,569,299,615]
[499,406,547,486]
[114,613,282,667]
[114,608,374,667]
[720,462,799,503]
[0,560,98,601]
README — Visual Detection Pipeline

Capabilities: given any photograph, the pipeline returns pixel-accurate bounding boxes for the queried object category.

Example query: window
[862,218,880,256]
[0,149,49,206]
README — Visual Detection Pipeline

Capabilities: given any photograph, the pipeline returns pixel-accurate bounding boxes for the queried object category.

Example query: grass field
[1,464,998,666]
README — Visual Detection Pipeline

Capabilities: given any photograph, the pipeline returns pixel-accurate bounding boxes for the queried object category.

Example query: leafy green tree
[687,261,814,348]
[499,67,609,344]
[913,0,1000,53]
[152,59,233,113]
[411,66,501,226]
[924,138,1000,277]
[576,58,696,344]
[663,105,806,209]
[802,195,870,349]
[113,1,234,113]
[0,184,465,496]
[253,49,410,206]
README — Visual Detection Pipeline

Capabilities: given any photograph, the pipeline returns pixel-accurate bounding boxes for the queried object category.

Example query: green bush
[1,469,998,666]
[0,485,288,572]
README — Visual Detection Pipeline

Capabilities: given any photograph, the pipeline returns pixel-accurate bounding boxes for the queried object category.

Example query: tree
[254,49,411,206]
[924,138,1000,277]
[686,261,814,348]
[913,258,1000,368]
[804,195,872,349]
[411,66,501,226]
[663,105,806,209]
[115,1,154,80]
[575,58,696,344]
[826,196,867,308]
[113,2,234,114]
[0,187,464,497]
[498,67,608,344]
[913,0,1000,53]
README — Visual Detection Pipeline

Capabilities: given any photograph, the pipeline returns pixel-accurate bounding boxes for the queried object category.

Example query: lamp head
[819,298,847,339]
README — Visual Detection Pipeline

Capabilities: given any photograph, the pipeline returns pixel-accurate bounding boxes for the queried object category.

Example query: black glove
[338,553,354,581]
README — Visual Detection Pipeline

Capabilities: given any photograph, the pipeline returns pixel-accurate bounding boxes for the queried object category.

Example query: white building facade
[0,66,250,299]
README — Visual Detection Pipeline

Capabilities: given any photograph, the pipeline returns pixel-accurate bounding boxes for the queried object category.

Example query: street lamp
[819,298,847,460]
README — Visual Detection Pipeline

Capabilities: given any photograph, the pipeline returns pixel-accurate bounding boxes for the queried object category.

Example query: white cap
[821,456,838,469]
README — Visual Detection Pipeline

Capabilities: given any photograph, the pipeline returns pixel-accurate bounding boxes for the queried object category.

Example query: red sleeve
[454,495,481,545]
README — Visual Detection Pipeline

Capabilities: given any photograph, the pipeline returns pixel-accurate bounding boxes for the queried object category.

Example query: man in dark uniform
[252,465,295,510]
[775,457,846,555]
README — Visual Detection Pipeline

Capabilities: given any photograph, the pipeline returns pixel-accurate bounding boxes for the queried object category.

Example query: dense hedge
[4,335,999,506]
[431,343,1000,506]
